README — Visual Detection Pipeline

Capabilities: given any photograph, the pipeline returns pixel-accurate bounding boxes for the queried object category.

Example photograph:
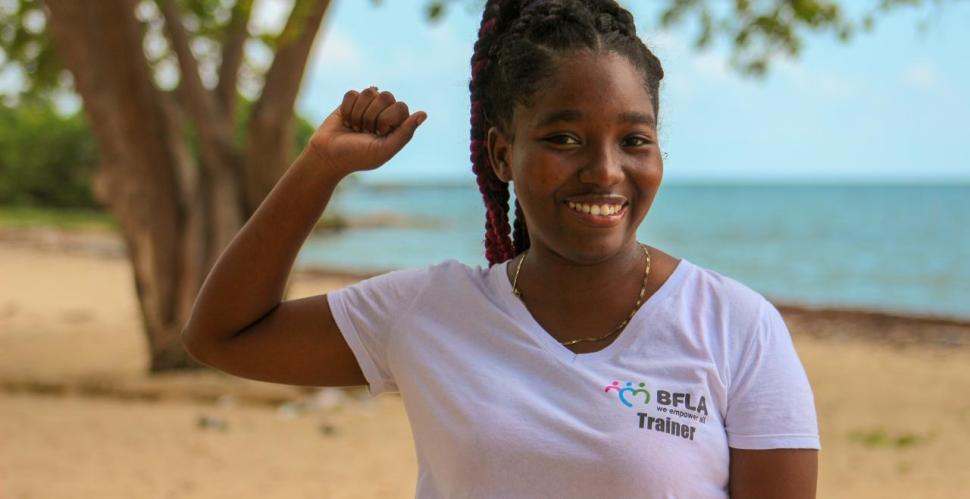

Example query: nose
[578,141,624,187]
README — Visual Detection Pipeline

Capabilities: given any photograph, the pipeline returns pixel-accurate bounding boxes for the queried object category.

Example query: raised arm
[180,87,426,386]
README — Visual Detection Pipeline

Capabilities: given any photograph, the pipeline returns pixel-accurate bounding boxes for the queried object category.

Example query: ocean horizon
[297,181,970,320]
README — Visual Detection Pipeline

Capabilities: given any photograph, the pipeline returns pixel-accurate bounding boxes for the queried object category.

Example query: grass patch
[848,429,928,449]
[0,206,117,230]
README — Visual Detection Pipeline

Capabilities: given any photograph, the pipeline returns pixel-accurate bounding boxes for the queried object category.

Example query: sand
[1,227,968,498]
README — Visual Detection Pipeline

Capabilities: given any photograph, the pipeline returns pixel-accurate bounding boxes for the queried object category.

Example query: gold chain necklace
[511,243,651,346]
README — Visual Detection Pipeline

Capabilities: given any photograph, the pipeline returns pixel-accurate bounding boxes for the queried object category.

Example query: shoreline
[3,223,968,331]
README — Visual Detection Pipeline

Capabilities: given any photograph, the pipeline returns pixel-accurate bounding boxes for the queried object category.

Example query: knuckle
[378,91,395,103]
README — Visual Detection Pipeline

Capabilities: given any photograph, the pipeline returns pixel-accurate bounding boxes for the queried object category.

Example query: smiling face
[487,51,663,265]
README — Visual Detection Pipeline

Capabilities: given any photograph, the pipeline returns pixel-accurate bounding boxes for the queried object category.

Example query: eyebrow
[535,109,656,128]
[620,111,657,128]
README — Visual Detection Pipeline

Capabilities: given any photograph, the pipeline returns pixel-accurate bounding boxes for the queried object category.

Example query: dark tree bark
[42,0,332,371]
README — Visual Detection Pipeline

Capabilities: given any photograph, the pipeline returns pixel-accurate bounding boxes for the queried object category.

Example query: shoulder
[350,259,490,295]
[400,258,487,285]
[329,259,492,318]
[672,260,795,368]
[678,260,771,326]
[352,258,478,281]
[682,263,798,369]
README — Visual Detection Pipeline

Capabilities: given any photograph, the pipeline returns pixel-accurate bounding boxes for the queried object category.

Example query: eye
[543,134,580,146]
[623,135,654,147]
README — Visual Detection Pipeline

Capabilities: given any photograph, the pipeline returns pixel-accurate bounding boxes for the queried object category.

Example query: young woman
[182,0,820,497]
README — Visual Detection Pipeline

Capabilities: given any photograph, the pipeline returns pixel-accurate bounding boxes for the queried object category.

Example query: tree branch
[158,0,245,260]
[253,0,330,127]
[216,0,253,123]
[157,0,227,131]
[244,0,331,214]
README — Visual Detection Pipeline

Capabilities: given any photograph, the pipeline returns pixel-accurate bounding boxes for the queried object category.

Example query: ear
[486,126,513,183]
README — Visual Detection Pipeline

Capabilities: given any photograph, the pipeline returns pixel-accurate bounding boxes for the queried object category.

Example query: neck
[512,241,647,309]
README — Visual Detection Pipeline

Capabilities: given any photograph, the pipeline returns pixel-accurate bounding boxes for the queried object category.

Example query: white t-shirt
[327,258,820,498]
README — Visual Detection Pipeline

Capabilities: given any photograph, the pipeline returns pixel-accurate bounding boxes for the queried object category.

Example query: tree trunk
[45,0,198,370]
[42,0,332,372]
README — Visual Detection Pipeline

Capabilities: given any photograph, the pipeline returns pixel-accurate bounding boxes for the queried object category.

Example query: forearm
[182,149,345,349]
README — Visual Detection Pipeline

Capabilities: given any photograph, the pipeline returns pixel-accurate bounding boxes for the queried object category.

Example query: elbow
[180,321,245,368]
[180,325,216,366]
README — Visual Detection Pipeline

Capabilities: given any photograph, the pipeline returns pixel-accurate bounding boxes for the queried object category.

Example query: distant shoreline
[348,179,970,189]
[3,223,969,336]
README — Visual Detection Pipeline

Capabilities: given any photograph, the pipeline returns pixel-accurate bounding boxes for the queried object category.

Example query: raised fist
[305,86,427,176]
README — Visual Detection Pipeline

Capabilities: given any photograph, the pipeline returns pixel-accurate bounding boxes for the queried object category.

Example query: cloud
[691,51,731,81]
[314,29,362,68]
[776,59,858,100]
[902,60,939,91]
[644,30,733,100]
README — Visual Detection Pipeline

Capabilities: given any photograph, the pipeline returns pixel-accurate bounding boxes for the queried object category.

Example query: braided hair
[469,0,665,266]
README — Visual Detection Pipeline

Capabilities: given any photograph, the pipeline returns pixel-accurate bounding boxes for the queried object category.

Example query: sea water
[299,182,970,319]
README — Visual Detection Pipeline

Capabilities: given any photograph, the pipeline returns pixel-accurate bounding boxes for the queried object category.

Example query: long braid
[470,1,515,266]
[470,0,665,266]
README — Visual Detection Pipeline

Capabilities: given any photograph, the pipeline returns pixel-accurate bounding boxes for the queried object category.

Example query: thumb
[382,111,427,151]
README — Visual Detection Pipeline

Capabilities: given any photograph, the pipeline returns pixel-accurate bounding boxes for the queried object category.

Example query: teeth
[567,202,622,216]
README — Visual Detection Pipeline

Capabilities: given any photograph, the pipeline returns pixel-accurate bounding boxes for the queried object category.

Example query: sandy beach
[1,226,969,498]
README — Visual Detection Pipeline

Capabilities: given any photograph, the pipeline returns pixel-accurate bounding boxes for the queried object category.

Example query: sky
[275,0,969,184]
[3,1,963,184]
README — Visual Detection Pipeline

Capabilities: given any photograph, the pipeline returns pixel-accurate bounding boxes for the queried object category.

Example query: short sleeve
[725,299,821,449]
[326,267,429,397]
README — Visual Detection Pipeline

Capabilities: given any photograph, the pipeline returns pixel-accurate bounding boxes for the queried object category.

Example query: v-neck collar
[488,256,692,365]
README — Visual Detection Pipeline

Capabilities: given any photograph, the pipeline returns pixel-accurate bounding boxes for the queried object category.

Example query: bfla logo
[604,381,650,407]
